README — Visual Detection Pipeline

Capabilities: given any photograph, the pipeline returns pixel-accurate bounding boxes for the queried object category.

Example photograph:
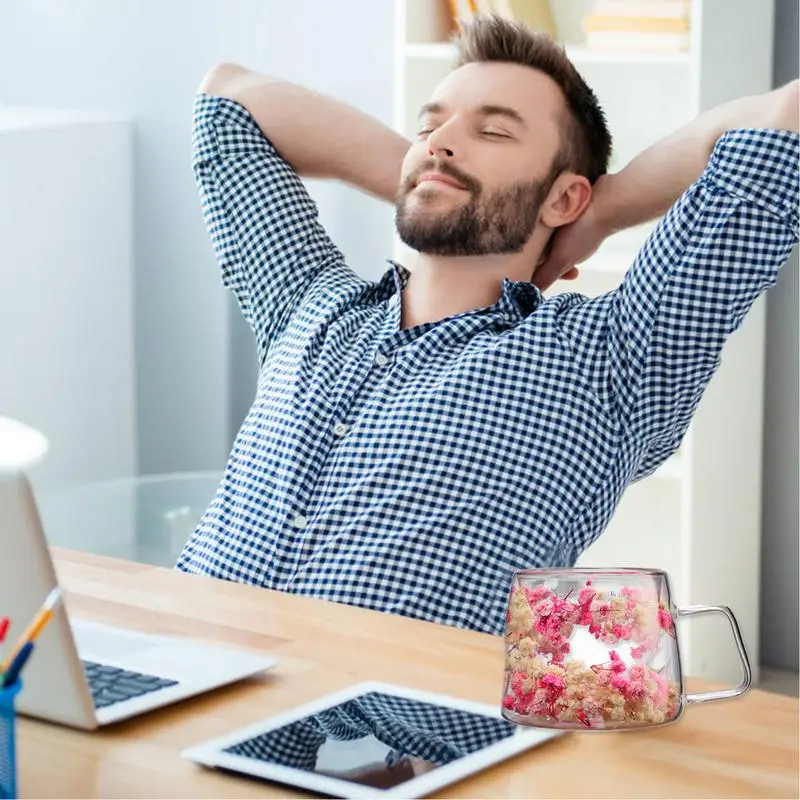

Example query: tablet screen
[221,690,517,790]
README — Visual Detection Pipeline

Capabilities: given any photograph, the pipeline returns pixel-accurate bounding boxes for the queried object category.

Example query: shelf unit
[393,0,776,685]
[403,40,693,66]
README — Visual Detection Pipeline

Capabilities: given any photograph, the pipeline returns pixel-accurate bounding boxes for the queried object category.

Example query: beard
[394,159,559,257]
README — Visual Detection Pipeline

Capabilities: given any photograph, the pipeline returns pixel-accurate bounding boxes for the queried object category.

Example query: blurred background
[0,0,796,694]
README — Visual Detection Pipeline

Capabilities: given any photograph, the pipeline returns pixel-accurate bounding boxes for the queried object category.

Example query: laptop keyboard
[82,660,179,709]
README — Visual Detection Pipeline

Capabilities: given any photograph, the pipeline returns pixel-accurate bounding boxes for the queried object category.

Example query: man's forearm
[200,63,410,202]
[597,79,800,234]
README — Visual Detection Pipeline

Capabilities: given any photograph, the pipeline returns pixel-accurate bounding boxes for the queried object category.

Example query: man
[177,15,798,636]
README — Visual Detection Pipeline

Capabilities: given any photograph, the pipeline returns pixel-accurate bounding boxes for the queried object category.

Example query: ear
[539,173,592,229]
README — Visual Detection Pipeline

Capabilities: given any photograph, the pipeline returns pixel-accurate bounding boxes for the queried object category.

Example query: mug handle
[676,604,752,704]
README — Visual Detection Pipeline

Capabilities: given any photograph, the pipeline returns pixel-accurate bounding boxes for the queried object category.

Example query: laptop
[0,463,276,730]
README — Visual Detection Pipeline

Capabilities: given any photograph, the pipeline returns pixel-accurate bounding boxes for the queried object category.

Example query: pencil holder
[0,680,20,800]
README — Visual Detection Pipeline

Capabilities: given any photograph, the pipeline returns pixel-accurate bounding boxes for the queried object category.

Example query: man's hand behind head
[533,175,614,291]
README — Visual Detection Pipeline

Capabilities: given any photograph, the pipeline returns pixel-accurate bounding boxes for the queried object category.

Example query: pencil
[0,586,63,673]
[1,642,33,688]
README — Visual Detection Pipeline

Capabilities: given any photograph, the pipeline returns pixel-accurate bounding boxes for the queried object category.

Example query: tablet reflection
[222,691,516,789]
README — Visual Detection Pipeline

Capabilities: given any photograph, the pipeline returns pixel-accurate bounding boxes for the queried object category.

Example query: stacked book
[582,0,691,53]
[447,0,556,37]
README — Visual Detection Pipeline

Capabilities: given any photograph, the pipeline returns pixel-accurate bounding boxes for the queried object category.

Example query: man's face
[395,61,566,257]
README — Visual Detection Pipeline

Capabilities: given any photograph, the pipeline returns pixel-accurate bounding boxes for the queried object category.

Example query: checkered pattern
[177,93,799,636]
[223,691,514,771]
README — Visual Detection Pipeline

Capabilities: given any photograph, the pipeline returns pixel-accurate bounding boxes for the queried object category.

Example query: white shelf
[577,223,657,275]
[566,47,692,66]
[403,42,454,61]
[403,41,691,67]
[0,107,125,132]
[581,251,636,277]
[651,454,683,480]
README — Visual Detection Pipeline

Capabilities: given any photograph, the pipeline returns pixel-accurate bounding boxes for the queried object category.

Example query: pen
[0,617,9,644]
[0,586,63,674]
[1,642,33,688]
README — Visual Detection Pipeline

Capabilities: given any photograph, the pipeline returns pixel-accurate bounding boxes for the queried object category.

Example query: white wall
[0,112,136,489]
[0,0,395,474]
[760,0,799,672]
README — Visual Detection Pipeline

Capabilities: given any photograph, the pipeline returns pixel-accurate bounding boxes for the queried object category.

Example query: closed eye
[481,130,512,139]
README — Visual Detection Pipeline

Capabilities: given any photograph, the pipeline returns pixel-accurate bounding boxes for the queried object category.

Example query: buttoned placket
[288,289,402,532]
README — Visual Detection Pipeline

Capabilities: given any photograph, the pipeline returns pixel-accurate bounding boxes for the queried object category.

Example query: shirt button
[292,514,307,529]
[375,353,389,367]
[333,422,348,437]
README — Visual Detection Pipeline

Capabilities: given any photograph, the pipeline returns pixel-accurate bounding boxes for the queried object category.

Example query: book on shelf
[584,31,690,52]
[582,0,691,52]
[446,0,556,36]
[446,0,478,26]
[589,0,691,17]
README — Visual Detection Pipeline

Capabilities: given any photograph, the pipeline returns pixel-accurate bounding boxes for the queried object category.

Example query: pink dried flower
[526,586,549,604]
[540,674,565,693]
[629,664,646,681]
[577,587,596,605]
[609,650,625,672]
[534,597,554,617]
[612,623,633,640]
[610,674,629,693]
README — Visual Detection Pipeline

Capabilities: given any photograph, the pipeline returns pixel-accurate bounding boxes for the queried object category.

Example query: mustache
[404,160,481,195]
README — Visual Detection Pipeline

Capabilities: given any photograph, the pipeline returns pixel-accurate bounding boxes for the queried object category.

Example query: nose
[426,125,455,160]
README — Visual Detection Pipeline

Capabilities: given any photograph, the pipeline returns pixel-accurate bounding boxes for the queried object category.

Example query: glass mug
[501,568,751,731]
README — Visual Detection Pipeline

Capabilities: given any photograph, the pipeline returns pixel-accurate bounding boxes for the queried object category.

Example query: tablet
[182,681,564,798]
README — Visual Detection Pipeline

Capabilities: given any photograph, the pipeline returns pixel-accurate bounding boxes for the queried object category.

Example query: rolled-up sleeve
[559,128,799,476]
[192,92,343,362]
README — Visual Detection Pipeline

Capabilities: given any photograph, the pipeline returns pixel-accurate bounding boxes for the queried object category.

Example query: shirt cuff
[705,128,799,237]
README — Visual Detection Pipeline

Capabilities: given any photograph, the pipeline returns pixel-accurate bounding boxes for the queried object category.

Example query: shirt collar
[379,259,543,321]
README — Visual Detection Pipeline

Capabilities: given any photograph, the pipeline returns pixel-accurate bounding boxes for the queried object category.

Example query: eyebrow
[418,102,527,129]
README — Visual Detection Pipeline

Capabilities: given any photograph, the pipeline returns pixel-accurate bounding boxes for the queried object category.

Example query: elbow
[775,78,799,133]
[199,62,250,99]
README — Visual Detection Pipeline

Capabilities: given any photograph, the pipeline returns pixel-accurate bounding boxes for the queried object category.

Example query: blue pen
[1,641,33,688]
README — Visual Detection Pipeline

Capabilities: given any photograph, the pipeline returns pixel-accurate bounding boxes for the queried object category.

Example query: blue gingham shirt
[177,93,799,635]
[224,691,514,771]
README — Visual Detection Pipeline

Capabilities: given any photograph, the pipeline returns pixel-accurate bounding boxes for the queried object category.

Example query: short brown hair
[453,14,612,183]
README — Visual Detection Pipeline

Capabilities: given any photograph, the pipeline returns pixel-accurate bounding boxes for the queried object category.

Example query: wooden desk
[15,549,799,799]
